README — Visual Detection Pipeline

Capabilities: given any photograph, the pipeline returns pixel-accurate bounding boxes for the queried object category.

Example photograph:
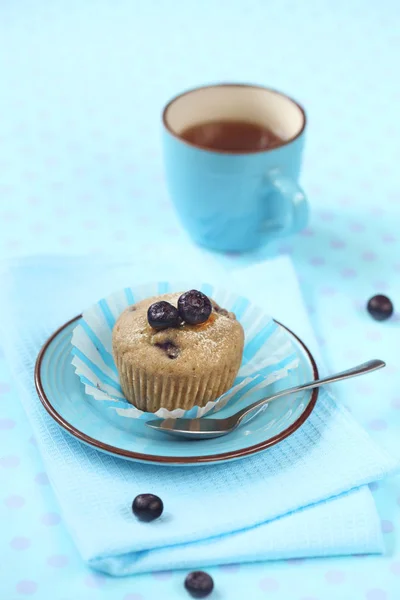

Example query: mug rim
[162,82,307,155]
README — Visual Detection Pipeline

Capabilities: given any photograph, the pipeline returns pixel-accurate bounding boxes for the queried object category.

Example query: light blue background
[0,1,399,599]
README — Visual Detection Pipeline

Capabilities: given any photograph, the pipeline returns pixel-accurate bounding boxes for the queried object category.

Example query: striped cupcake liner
[71,281,299,422]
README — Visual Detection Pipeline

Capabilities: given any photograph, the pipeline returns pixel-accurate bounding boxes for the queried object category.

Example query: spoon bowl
[146,360,385,440]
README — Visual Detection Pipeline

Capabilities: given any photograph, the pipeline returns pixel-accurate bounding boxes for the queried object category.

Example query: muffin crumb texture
[112,292,244,412]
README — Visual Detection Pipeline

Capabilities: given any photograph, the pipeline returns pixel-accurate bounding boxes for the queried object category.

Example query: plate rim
[34,315,319,465]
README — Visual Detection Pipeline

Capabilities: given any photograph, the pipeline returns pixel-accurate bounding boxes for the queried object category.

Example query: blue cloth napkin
[0,252,397,576]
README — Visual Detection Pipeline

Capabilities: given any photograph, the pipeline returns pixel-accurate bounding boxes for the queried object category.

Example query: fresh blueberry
[155,340,180,359]
[132,494,164,522]
[184,571,214,598]
[178,290,212,325]
[367,295,394,321]
[147,301,180,330]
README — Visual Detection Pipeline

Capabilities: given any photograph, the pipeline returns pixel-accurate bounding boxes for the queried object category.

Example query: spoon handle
[235,359,386,426]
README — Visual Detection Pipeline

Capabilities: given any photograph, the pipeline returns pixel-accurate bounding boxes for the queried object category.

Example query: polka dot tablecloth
[0,1,400,598]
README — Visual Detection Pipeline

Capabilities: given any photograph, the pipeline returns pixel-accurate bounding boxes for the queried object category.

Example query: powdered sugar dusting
[113,292,243,362]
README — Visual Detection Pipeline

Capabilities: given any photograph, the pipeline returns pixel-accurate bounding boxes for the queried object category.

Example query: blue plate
[35,316,319,466]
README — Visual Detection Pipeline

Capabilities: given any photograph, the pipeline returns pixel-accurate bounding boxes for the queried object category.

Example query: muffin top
[112,292,244,376]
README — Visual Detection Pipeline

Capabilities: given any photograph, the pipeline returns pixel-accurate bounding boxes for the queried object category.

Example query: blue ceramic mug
[162,83,309,252]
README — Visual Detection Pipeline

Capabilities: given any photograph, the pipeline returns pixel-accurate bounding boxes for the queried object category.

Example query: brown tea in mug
[180,119,283,152]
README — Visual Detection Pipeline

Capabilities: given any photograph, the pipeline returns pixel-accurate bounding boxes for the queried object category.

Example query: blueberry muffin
[112,290,244,412]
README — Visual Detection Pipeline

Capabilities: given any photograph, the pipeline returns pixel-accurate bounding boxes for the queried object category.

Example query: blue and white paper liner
[71,281,300,421]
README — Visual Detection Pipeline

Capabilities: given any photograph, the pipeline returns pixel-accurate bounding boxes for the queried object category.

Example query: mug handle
[261,169,309,237]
